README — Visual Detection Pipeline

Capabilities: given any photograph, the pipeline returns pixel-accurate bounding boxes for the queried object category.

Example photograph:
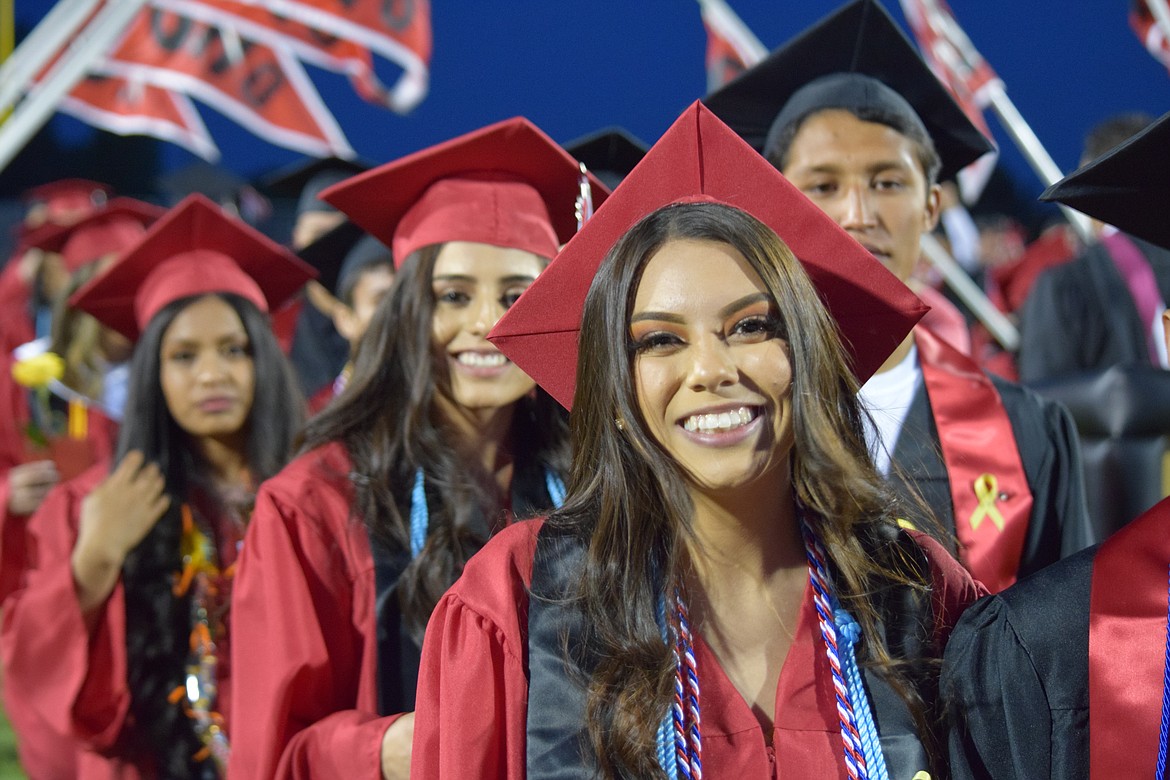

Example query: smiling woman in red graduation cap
[0,194,311,779]
[410,102,983,780]
[226,117,609,780]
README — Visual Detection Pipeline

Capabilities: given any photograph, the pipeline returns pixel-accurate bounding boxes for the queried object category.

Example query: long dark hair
[549,202,939,778]
[302,245,569,642]
[118,292,303,777]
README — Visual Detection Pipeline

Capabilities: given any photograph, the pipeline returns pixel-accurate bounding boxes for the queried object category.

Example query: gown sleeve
[411,521,541,780]
[943,595,1057,779]
[942,546,1093,780]
[0,468,132,751]
[227,471,399,780]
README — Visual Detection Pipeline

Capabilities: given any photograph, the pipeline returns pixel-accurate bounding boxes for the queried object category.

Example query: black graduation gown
[1017,236,1170,384]
[889,373,1095,580]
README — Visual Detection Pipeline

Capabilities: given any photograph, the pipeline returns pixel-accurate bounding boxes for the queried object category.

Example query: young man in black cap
[706,0,1093,593]
[944,110,1170,780]
[1017,112,1170,383]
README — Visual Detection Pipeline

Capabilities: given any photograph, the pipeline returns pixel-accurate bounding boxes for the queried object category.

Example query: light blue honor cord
[408,468,567,560]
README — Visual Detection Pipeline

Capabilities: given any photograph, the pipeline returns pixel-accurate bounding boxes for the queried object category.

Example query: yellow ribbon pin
[912,773,932,780]
[969,473,1006,532]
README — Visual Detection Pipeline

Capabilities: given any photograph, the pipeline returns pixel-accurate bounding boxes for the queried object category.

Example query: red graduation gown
[0,463,241,779]
[228,442,401,780]
[412,520,980,779]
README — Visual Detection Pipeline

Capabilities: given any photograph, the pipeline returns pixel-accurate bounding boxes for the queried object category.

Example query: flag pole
[0,0,104,120]
[915,0,1097,243]
[982,82,1095,243]
[920,233,1020,351]
[0,0,150,175]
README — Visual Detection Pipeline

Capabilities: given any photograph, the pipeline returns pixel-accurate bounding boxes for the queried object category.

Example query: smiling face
[630,238,794,497]
[431,241,545,417]
[159,295,255,444]
[781,109,941,283]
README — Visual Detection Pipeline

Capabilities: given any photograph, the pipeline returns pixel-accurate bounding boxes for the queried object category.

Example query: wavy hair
[548,202,941,778]
[118,292,303,776]
[301,245,570,643]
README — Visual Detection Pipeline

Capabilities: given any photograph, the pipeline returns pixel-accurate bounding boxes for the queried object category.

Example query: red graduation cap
[21,179,111,213]
[29,198,165,272]
[488,101,928,410]
[320,117,611,267]
[70,194,316,341]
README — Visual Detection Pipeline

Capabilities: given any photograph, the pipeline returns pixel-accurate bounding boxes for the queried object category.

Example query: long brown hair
[302,245,570,641]
[548,202,940,777]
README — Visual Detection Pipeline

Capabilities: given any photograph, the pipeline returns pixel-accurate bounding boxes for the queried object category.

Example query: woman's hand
[6,460,59,516]
[380,711,415,780]
[71,451,171,617]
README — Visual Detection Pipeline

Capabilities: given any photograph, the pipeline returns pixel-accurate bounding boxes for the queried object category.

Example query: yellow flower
[11,352,65,389]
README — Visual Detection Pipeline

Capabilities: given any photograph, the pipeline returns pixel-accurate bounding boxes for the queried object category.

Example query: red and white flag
[60,73,218,160]
[899,0,1000,202]
[30,0,431,161]
[1130,0,1170,74]
[697,0,767,91]
[159,0,431,113]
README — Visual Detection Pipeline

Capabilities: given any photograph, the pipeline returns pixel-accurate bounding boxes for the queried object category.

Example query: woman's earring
[614,417,625,431]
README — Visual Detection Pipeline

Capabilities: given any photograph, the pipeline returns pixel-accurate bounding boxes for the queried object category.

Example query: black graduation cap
[261,156,371,215]
[1040,111,1170,251]
[296,220,392,300]
[703,0,993,181]
[563,127,650,191]
[157,161,248,206]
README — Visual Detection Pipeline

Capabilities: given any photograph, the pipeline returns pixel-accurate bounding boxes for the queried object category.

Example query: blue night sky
[12,1,1170,210]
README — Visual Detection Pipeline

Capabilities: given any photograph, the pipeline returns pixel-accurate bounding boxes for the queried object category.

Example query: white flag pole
[0,0,150,175]
[982,82,1095,244]
[920,233,1020,352]
[0,0,105,118]
[919,0,1096,244]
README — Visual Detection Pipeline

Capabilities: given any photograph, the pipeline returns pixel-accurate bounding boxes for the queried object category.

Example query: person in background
[412,101,981,779]
[705,0,1093,593]
[265,157,370,401]
[1018,112,1170,381]
[945,109,1170,779]
[228,118,608,780]
[1,195,309,779]
[296,222,395,411]
[1,199,164,604]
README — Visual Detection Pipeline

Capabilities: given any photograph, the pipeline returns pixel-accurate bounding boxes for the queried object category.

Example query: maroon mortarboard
[703,0,993,182]
[29,198,165,272]
[21,179,112,223]
[488,101,928,410]
[320,117,612,267]
[70,194,317,341]
[1041,110,1170,251]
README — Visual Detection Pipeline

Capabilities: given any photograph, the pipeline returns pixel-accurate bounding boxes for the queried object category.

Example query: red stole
[916,328,1032,592]
[1088,500,1170,778]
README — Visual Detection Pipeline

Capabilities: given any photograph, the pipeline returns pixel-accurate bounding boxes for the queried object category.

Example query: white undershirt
[858,344,922,476]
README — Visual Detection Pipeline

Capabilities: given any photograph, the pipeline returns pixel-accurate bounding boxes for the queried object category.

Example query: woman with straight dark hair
[412,103,983,779]
[0,195,310,779]
[227,118,609,780]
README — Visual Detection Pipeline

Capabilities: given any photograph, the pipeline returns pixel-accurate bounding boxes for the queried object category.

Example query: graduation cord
[651,521,887,780]
[1157,561,1170,779]
[409,469,428,558]
[802,522,889,780]
[408,468,567,558]
[654,587,702,779]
